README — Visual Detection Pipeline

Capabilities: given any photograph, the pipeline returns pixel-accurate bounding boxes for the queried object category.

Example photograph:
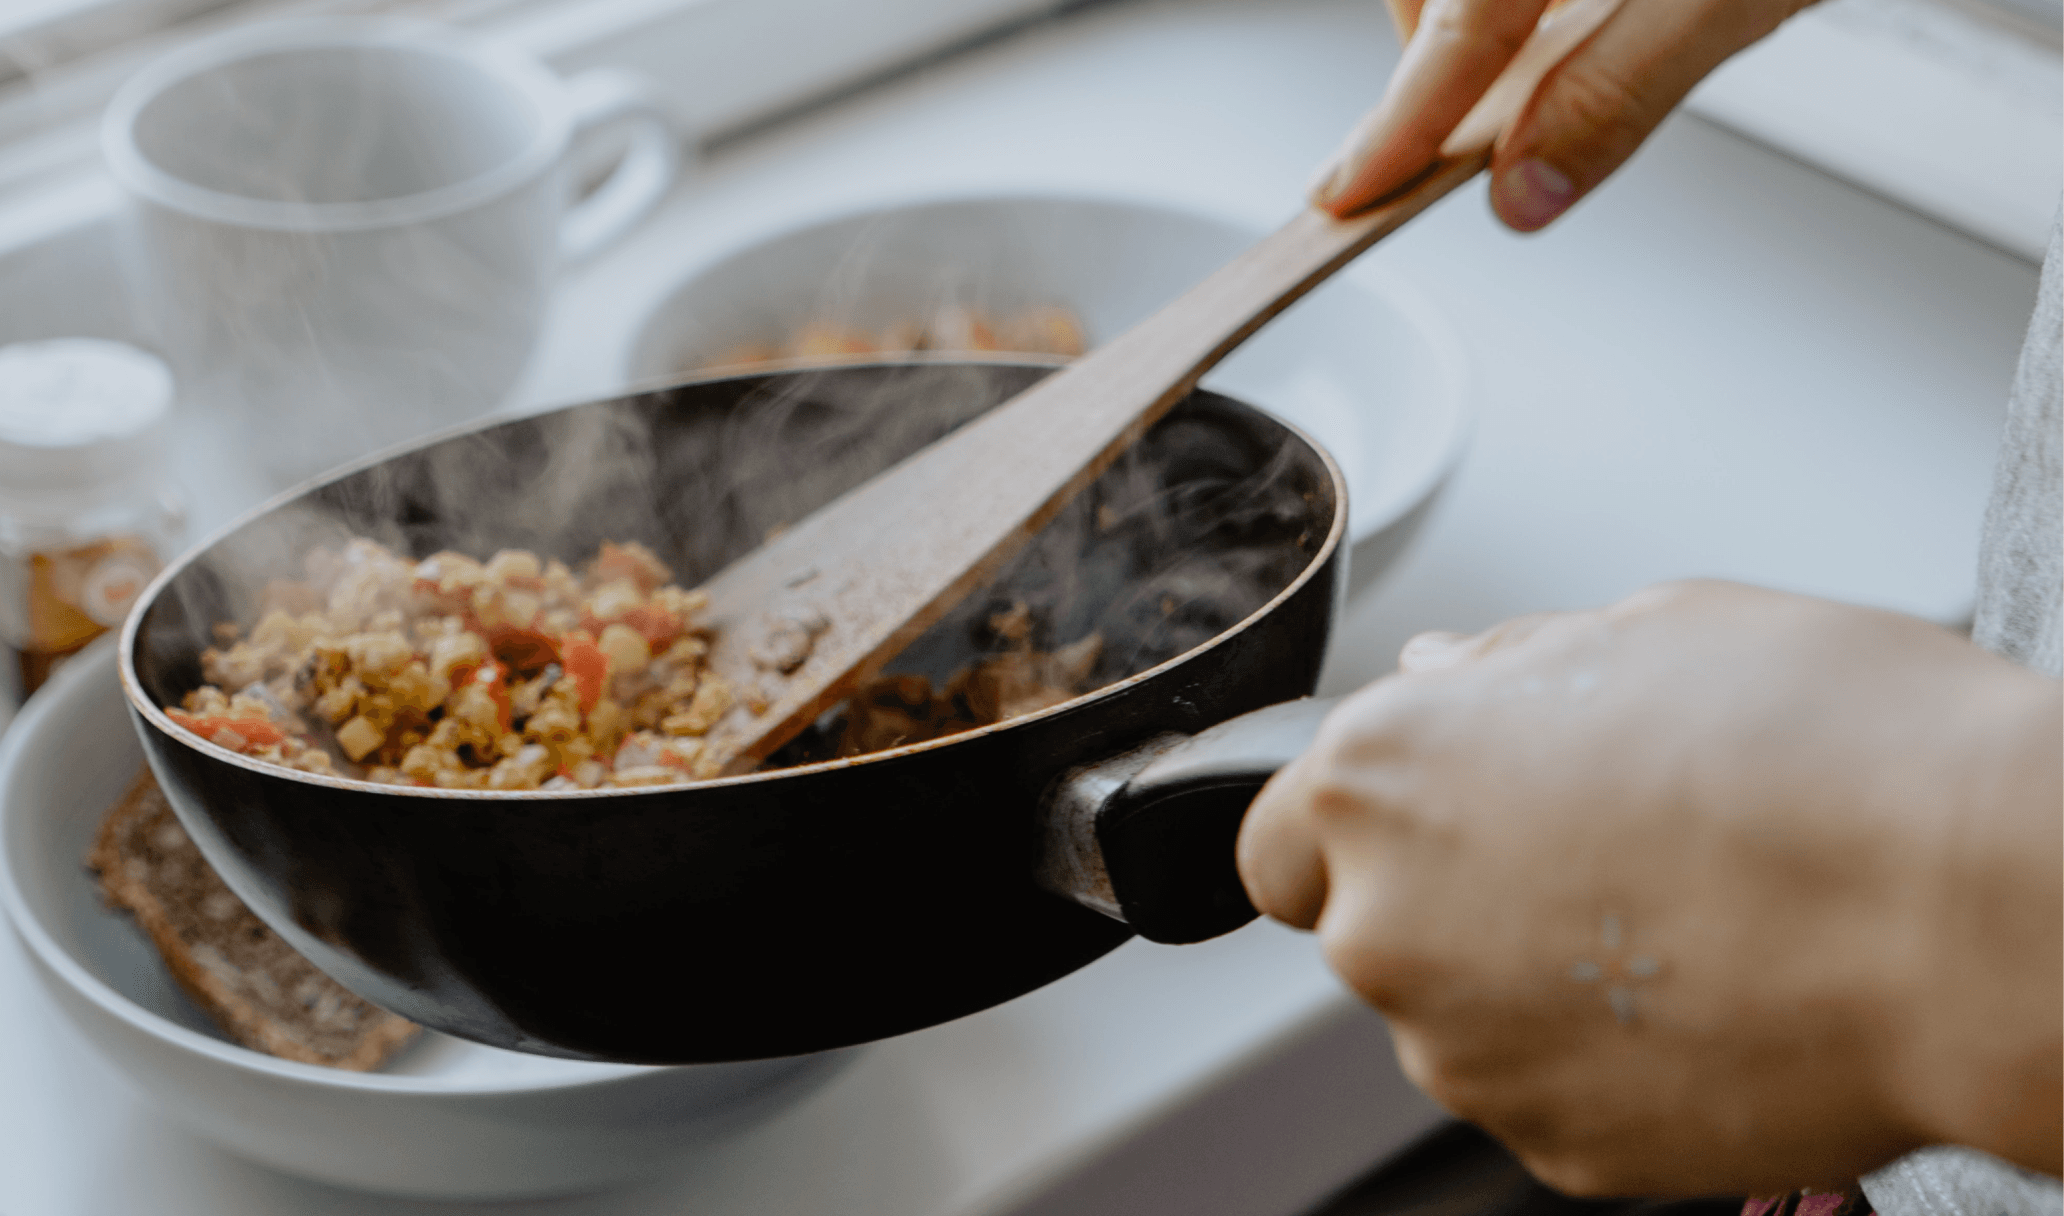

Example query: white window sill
[0,0,1070,256]
[0,0,2054,283]
[1687,0,2061,261]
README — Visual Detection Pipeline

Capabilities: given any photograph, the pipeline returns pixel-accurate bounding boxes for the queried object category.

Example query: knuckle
[1389,1033,1466,1107]
[1391,1037,1520,1125]
[1608,576,1739,620]
[1304,776,1368,827]
[1326,928,1443,1013]
[1407,1059,1474,1113]
[1477,610,1556,649]
[1500,1116,1653,1198]
[1533,59,1658,171]
[1608,580,1694,617]
[1326,944,1415,1011]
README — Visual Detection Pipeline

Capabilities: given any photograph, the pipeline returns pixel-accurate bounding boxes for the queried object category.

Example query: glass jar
[0,339,187,694]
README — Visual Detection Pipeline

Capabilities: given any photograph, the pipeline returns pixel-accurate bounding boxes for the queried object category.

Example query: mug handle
[559,68,685,263]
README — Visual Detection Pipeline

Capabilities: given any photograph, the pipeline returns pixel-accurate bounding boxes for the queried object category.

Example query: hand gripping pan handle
[1037,696,1341,944]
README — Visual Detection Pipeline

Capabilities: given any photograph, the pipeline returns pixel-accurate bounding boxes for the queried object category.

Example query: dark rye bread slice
[87,768,419,1071]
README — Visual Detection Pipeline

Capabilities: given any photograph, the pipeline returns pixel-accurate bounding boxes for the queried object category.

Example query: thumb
[1488,0,1809,231]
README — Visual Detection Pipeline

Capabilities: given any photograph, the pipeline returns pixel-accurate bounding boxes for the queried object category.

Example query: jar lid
[0,339,174,499]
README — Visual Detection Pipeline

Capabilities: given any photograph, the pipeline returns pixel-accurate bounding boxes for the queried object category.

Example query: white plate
[0,640,854,1200]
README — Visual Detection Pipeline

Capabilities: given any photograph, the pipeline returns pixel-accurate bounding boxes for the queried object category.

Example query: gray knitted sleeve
[1861,208,2061,1216]
[1971,210,2062,678]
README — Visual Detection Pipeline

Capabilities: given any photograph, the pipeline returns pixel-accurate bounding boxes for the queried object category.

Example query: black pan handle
[1037,696,1341,945]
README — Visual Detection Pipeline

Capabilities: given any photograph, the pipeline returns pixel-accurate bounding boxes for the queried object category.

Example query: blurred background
[0,0,2055,1213]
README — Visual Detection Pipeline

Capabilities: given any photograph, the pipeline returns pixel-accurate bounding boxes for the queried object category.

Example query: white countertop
[1687,0,2061,261]
[0,0,2042,1212]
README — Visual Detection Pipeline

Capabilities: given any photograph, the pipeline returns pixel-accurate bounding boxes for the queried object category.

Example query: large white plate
[0,640,853,1200]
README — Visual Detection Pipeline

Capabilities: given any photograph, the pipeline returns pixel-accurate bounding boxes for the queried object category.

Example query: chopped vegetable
[166,539,722,791]
[167,711,286,753]
[560,633,608,712]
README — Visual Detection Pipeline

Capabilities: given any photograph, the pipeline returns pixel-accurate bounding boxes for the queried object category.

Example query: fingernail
[1398,630,1472,672]
[1307,150,1350,207]
[1494,158,1575,231]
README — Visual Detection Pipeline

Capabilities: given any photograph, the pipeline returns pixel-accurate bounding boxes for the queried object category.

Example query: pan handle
[1037,696,1341,946]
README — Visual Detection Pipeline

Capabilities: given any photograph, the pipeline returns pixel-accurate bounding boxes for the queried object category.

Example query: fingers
[1315,0,1810,231]
[1245,603,1596,932]
[1312,0,1554,216]
[1487,0,1809,230]
[1470,610,1579,656]
[1385,0,1429,40]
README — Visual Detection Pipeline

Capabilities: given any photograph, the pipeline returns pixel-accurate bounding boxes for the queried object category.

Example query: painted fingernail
[1495,158,1575,231]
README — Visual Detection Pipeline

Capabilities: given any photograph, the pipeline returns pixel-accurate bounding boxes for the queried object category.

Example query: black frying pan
[121,359,1344,1063]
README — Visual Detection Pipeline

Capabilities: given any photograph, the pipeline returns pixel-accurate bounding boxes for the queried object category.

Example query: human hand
[1237,581,2061,1194]
[1312,0,1816,229]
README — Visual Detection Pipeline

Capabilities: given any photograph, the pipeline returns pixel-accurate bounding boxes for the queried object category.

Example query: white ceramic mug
[103,19,682,488]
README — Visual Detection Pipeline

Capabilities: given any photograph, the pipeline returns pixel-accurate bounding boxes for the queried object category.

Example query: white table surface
[0,0,2042,1212]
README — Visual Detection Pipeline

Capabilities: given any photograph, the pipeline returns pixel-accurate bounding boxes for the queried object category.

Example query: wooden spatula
[690,0,1622,775]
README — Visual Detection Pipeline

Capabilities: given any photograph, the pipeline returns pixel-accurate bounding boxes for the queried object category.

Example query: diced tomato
[578,604,682,650]
[590,542,667,592]
[411,577,471,614]
[487,625,560,674]
[560,633,607,712]
[454,660,513,731]
[620,605,684,648]
[482,662,512,731]
[167,710,287,752]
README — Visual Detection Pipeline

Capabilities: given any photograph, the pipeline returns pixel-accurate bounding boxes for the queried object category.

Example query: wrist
[1892,662,2061,1172]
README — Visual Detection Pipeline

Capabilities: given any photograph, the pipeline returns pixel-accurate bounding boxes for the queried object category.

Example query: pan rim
[119,356,1349,801]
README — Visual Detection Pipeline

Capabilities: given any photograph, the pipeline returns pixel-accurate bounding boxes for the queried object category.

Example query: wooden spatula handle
[690,0,1624,774]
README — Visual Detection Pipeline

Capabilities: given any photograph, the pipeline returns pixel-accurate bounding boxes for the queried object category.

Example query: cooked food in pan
[168,538,729,789]
[833,602,1101,757]
[163,536,1107,788]
[89,766,419,1069]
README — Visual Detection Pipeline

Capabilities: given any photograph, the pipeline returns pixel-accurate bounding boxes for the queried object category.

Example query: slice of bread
[88,768,419,1071]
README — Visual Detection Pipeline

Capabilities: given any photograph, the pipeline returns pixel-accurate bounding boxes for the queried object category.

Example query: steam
[873,409,1314,687]
[135,213,1330,769]
[111,33,566,494]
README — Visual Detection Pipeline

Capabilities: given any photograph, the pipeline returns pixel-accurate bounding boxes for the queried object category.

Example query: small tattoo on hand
[1568,914,1664,1024]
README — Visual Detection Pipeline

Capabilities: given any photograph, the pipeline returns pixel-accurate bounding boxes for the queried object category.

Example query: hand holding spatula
[690,0,1627,775]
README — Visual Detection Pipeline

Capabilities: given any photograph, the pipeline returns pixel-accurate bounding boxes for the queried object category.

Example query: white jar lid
[0,339,174,499]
